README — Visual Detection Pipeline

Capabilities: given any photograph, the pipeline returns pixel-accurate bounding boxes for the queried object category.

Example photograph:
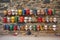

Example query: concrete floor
[0,35,60,40]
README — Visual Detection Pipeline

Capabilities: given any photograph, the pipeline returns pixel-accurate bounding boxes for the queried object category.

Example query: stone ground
[0,35,60,40]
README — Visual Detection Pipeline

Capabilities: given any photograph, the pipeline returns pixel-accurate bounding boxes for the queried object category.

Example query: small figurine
[26,29,31,35]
